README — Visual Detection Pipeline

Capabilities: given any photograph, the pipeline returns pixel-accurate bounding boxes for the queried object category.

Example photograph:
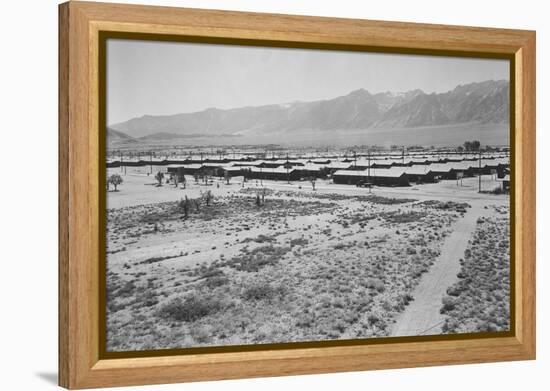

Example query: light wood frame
[59,1,536,389]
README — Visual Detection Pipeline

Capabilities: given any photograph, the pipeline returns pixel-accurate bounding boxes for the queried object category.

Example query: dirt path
[389,202,488,337]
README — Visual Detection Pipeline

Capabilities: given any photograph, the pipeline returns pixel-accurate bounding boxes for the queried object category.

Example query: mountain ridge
[109,80,509,141]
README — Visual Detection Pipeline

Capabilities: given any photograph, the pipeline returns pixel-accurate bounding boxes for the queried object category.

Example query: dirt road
[389,201,489,337]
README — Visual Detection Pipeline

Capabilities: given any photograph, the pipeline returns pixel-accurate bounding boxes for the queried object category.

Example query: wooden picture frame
[59,1,536,389]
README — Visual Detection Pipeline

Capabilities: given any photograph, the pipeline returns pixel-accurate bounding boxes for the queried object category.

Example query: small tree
[203,169,213,185]
[108,174,123,191]
[155,171,164,186]
[309,176,317,191]
[178,196,190,219]
[319,167,330,179]
[464,140,481,152]
[204,190,214,206]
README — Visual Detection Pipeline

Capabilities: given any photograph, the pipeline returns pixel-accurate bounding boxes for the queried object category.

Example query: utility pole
[260,165,263,187]
[368,149,372,193]
[478,147,482,193]
[286,153,290,184]
[120,151,126,175]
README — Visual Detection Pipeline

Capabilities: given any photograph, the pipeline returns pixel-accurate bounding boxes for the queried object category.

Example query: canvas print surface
[105,39,511,352]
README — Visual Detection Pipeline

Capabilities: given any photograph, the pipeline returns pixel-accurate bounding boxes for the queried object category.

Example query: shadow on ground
[35,372,57,385]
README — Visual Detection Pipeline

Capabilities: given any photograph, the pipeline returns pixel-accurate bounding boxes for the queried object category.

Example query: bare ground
[105,171,510,351]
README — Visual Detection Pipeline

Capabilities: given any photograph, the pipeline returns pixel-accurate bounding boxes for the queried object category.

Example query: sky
[107,39,509,125]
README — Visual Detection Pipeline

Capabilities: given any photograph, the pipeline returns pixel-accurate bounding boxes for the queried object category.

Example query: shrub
[199,268,224,279]
[332,320,346,333]
[382,211,427,224]
[365,278,385,292]
[138,290,159,307]
[242,283,284,302]
[189,325,213,343]
[478,321,498,332]
[417,200,470,212]
[446,285,464,297]
[228,245,290,272]
[367,313,380,325]
[107,300,130,313]
[295,312,315,328]
[117,280,136,298]
[400,293,414,306]
[242,234,275,244]
[157,294,222,322]
[290,237,309,247]
[406,246,417,255]
[441,296,457,312]
[139,253,180,265]
[203,275,229,289]
[441,319,458,333]
[365,195,416,205]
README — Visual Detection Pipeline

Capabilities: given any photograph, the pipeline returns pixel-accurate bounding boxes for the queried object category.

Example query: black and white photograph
[105,39,511,352]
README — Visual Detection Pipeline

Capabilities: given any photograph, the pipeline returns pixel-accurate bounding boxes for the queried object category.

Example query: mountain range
[109,79,509,143]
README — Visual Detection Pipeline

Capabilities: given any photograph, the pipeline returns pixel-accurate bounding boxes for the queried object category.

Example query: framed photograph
[59,1,536,389]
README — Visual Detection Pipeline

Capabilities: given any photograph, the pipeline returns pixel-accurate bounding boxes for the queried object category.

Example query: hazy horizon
[107,39,509,125]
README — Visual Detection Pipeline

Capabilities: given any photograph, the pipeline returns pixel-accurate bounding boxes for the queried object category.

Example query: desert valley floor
[105,170,510,351]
